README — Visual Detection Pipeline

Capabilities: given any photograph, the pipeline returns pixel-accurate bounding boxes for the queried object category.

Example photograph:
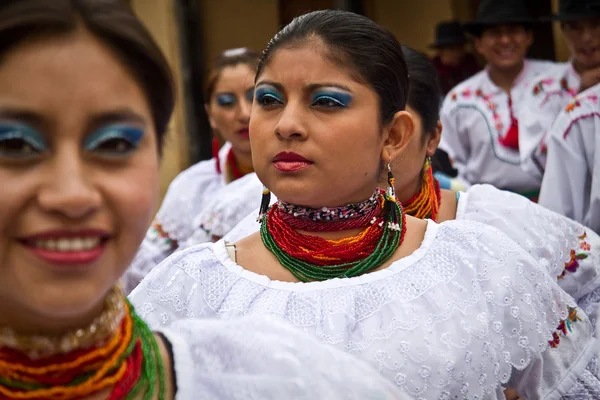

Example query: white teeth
[72,238,83,251]
[33,237,101,252]
[58,239,69,251]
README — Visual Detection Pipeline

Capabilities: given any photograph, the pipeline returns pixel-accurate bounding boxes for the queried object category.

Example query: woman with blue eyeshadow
[131,10,600,399]
[126,48,262,292]
[0,2,408,399]
[185,83,357,244]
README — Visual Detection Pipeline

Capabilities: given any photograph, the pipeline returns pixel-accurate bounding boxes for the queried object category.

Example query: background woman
[126,48,259,293]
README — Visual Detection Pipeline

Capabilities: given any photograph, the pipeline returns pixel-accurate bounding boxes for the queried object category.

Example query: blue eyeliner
[216,93,236,107]
[84,124,144,151]
[0,123,46,152]
[255,86,283,104]
[311,90,353,107]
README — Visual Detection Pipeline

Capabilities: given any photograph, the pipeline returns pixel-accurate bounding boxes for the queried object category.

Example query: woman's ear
[381,110,415,163]
[426,120,443,157]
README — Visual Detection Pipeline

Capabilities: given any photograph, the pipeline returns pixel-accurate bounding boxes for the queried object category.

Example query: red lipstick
[19,229,110,267]
[238,128,250,138]
[272,152,313,172]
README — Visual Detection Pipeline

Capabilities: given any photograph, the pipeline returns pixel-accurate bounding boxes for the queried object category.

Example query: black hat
[548,0,600,21]
[463,0,538,36]
[429,21,467,48]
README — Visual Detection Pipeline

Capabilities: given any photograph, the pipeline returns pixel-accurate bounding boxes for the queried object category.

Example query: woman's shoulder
[191,173,265,240]
[457,184,600,298]
[157,315,405,400]
[169,159,222,188]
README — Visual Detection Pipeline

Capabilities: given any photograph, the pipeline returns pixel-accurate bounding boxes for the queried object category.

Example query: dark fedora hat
[463,0,538,36]
[547,0,600,21]
[429,21,467,48]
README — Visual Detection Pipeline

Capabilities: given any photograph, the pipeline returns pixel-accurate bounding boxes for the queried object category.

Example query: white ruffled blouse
[157,314,404,399]
[130,219,600,399]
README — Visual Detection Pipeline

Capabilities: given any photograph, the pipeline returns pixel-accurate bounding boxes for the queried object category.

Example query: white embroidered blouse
[182,172,277,248]
[539,84,600,234]
[439,60,555,194]
[130,220,600,399]
[519,62,581,178]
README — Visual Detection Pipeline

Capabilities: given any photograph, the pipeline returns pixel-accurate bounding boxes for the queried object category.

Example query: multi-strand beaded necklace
[402,158,441,221]
[260,189,406,282]
[0,287,165,400]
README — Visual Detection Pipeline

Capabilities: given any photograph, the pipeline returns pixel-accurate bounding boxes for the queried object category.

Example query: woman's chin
[25,282,112,322]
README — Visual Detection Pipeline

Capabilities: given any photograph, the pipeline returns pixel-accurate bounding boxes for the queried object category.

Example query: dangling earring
[258,186,271,222]
[382,158,401,228]
[386,158,396,200]
[424,155,432,172]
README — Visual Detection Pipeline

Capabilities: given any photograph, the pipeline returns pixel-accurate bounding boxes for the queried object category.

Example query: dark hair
[401,45,441,142]
[205,48,260,102]
[256,10,408,125]
[0,0,175,151]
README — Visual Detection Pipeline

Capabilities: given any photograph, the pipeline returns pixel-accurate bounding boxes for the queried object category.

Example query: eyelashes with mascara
[0,123,47,159]
[84,124,144,155]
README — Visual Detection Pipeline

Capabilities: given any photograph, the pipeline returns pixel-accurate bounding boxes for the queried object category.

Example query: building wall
[551,0,570,62]
[198,0,280,62]
[130,0,189,207]
[371,0,454,56]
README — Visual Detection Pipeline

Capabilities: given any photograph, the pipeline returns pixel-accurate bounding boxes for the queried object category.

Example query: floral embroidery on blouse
[565,95,599,113]
[147,222,178,252]
[549,307,582,348]
[560,78,578,97]
[532,78,555,96]
[451,87,504,132]
[532,77,576,98]
[558,231,590,279]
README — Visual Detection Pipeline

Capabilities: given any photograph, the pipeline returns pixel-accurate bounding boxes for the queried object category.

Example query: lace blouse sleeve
[458,184,600,303]
[157,315,407,400]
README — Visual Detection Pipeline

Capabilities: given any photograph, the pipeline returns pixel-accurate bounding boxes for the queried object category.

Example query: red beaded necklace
[402,159,441,221]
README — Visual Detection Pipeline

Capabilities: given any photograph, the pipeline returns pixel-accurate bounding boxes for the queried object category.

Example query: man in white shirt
[520,0,600,178]
[539,83,600,233]
[439,0,554,199]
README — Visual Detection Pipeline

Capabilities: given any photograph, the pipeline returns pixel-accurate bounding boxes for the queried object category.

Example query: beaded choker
[276,190,382,232]
[0,289,165,399]
[403,159,441,221]
[261,189,406,282]
[0,287,124,360]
